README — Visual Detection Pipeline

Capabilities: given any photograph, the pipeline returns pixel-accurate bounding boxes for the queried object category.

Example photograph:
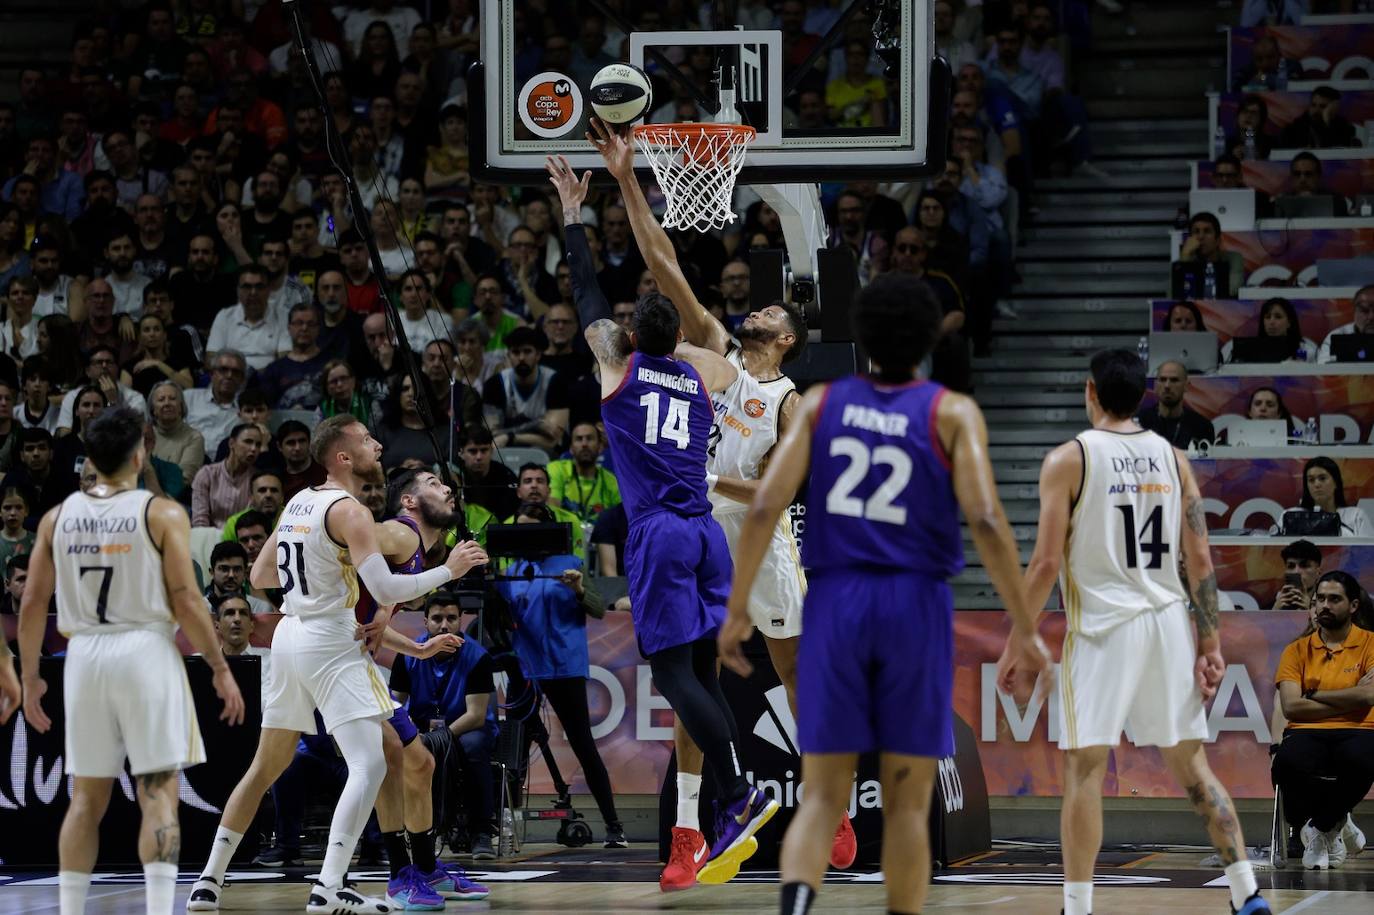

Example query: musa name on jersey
[275,486,362,634]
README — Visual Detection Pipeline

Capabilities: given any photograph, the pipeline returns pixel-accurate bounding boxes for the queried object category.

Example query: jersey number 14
[640,392,692,449]
[1115,504,1170,569]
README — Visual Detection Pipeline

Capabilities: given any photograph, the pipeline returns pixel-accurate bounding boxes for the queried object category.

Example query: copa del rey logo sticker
[517,71,582,139]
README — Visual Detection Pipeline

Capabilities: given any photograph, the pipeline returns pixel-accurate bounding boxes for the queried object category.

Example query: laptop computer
[1272,194,1342,218]
[1318,257,1374,287]
[1171,261,1232,300]
[1330,333,1374,363]
[1149,331,1219,374]
[1230,335,1300,363]
[1189,189,1257,231]
[1230,419,1289,447]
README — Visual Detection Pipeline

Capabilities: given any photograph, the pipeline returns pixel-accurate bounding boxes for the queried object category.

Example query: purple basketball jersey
[355,515,425,625]
[802,376,964,578]
[601,351,713,520]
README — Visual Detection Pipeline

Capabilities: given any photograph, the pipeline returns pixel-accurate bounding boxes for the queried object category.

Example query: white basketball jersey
[53,489,174,637]
[708,346,796,513]
[275,486,361,624]
[1061,429,1189,636]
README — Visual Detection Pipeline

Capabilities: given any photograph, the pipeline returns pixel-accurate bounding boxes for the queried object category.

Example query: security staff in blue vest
[390,592,501,859]
[499,501,625,847]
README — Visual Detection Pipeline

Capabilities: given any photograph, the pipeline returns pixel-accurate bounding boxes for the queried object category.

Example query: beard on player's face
[735,322,779,344]
[416,492,461,529]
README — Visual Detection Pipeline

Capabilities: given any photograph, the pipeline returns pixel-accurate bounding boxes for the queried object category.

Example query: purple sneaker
[425,860,490,900]
[696,786,779,885]
[386,864,445,910]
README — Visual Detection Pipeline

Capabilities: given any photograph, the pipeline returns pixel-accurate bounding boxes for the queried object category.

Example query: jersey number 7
[79,566,114,623]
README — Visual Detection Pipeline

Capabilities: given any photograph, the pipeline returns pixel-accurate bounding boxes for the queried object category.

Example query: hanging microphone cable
[281,0,471,539]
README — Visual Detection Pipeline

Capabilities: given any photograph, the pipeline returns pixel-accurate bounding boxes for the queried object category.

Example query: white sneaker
[185,877,221,911]
[1301,820,1330,869]
[1342,814,1366,857]
[305,882,394,914]
[1328,830,1348,868]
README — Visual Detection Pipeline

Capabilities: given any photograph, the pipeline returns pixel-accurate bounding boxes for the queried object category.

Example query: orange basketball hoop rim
[631,122,756,232]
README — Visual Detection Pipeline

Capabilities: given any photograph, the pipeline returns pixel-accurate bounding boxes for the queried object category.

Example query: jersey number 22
[826,437,912,525]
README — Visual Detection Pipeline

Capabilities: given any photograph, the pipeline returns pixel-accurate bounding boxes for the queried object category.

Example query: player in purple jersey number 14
[719,274,1050,915]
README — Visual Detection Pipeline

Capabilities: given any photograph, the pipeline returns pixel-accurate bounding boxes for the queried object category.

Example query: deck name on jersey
[840,404,909,437]
[60,515,138,534]
[637,366,700,394]
[1110,456,1162,474]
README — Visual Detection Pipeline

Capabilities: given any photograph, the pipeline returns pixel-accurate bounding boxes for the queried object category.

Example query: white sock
[144,862,177,915]
[1225,860,1257,910]
[59,871,91,915]
[676,772,703,831]
[1063,880,1093,915]
[320,830,360,889]
[200,826,243,884]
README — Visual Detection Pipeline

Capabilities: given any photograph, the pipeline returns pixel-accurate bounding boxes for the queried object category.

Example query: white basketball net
[632,124,756,233]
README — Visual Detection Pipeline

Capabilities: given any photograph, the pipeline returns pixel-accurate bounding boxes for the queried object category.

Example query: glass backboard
[469,0,948,185]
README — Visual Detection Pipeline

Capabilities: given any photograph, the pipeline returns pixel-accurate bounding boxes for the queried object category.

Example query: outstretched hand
[586,118,635,180]
[545,155,592,212]
[419,633,463,659]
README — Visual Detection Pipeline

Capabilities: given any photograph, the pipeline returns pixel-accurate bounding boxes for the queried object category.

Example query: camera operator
[497,501,625,847]
[391,592,501,859]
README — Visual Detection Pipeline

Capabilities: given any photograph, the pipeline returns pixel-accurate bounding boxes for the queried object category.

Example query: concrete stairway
[951,0,1231,608]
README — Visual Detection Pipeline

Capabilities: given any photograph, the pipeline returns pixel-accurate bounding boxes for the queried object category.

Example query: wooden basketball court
[1,847,1369,912]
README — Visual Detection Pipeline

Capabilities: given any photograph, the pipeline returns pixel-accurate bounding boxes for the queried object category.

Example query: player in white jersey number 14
[999,350,1271,915]
[17,406,245,915]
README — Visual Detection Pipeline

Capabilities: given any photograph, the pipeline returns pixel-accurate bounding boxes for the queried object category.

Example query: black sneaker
[604,824,628,849]
[252,845,302,867]
[470,834,496,860]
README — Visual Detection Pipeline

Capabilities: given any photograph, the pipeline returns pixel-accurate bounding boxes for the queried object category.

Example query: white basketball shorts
[713,508,807,639]
[262,614,393,734]
[1058,601,1210,750]
[64,628,205,778]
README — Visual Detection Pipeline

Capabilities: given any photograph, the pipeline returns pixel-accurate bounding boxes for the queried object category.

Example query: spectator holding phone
[1273,540,1323,611]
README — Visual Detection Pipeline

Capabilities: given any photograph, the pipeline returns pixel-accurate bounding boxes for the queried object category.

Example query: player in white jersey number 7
[17,406,246,915]
[187,415,487,915]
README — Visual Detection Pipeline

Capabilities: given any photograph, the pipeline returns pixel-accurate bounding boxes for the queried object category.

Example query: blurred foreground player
[1000,349,1270,915]
[19,406,246,915]
[719,274,1050,915]
[585,292,780,884]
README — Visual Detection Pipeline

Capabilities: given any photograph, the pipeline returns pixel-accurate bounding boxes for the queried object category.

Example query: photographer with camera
[496,501,626,848]
[391,592,501,860]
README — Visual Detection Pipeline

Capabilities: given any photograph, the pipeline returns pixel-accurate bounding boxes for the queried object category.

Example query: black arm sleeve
[565,224,611,327]
[389,655,412,693]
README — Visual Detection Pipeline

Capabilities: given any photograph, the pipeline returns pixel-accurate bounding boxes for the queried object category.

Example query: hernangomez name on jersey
[1061,428,1190,636]
[707,345,797,512]
[275,486,363,628]
[53,488,173,636]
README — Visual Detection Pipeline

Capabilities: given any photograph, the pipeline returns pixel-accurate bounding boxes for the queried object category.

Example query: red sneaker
[830,812,857,869]
[660,827,710,892]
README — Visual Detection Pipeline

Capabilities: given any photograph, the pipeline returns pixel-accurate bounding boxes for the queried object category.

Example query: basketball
[588,63,653,124]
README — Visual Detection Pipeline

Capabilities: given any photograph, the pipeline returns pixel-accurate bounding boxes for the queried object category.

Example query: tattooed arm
[586,318,632,398]
[1175,449,1224,700]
